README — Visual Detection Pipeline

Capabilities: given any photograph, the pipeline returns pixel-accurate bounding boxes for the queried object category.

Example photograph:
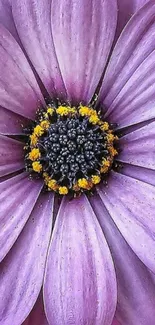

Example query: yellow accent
[89,114,100,125]
[30,134,38,146]
[79,106,101,125]
[91,175,101,185]
[56,106,76,116]
[100,160,111,174]
[107,134,115,143]
[44,113,48,119]
[32,161,42,173]
[40,120,50,130]
[47,107,54,115]
[48,179,58,191]
[59,186,68,195]
[43,172,49,183]
[33,125,44,137]
[100,122,109,131]
[78,178,90,189]
[29,148,41,161]
[108,146,118,157]
[79,106,91,116]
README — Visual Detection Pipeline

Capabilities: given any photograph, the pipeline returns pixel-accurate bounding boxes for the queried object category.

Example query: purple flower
[0,0,154,324]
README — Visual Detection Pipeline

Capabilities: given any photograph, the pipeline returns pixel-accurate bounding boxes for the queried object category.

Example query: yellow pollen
[107,134,115,142]
[32,161,42,173]
[47,179,58,191]
[33,125,44,137]
[47,107,54,115]
[100,160,111,174]
[79,106,91,116]
[78,178,90,189]
[29,148,41,161]
[56,106,76,116]
[40,120,50,130]
[59,186,69,195]
[109,147,118,157]
[91,175,101,185]
[100,122,109,131]
[30,134,38,146]
[89,114,100,125]
[43,172,50,183]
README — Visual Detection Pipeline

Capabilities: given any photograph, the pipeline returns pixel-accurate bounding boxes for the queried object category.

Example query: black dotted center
[33,114,110,188]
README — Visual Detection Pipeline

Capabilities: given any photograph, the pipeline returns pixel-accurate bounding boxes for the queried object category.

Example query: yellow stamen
[89,114,100,125]
[59,186,68,195]
[30,134,38,146]
[107,134,115,143]
[43,172,50,184]
[78,178,90,189]
[79,106,91,116]
[47,107,54,115]
[56,105,76,116]
[100,122,109,131]
[108,146,118,157]
[91,175,101,185]
[33,125,44,137]
[48,179,58,191]
[40,120,50,130]
[32,161,42,173]
[29,148,41,161]
[100,159,111,174]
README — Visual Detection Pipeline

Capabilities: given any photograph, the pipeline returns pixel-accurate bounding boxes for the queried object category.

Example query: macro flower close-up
[1,0,155,324]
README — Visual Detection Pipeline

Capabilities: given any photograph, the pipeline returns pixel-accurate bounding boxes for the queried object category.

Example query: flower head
[0,0,154,325]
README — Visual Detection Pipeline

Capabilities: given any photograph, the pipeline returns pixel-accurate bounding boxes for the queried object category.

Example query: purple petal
[0,23,45,119]
[98,0,155,128]
[12,0,67,100]
[44,196,117,325]
[116,0,149,37]
[119,163,155,187]
[0,106,28,135]
[112,319,121,325]
[50,0,117,104]
[22,292,48,325]
[119,122,155,169]
[0,192,54,325]
[0,135,24,176]
[0,172,43,262]
[97,171,155,273]
[90,193,155,325]
[0,0,18,40]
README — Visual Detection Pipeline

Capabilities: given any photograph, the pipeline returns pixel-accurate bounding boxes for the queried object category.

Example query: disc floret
[24,103,118,195]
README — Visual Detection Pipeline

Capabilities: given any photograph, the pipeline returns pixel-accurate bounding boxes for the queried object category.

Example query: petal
[0,23,45,119]
[51,0,117,104]
[116,0,149,37]
[90,193,155,325]
[97,171,155,273]
[22,292,48,325]
[119,121,155,169]
[0,191,54,325]
[98,0,155,127]
[112,319,121,325]
[0,106,28,135]
[0,172,43,262]
[119,163,155,187]
[44,195,117,325]
[0,135,24,177]
[0,0,18,39]
[12,0,67,100]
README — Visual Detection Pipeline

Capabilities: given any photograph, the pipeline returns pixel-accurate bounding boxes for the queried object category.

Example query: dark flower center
[24,104,118,195]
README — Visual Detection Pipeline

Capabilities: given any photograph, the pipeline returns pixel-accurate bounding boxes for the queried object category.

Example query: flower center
[24,104,118,195]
